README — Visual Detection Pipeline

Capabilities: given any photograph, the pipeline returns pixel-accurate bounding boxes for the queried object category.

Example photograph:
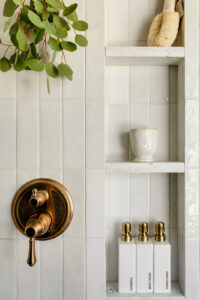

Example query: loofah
[147,0,179,47]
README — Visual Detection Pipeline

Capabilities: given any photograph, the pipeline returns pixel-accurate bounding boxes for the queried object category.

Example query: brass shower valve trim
[12,178,73,267]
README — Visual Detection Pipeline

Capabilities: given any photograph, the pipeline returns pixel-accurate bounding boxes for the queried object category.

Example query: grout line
[61,74,64,300]
[38,73,41,300]
[15,72,18,300]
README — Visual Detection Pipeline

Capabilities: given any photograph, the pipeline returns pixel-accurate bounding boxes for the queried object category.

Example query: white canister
[130,129,158,162]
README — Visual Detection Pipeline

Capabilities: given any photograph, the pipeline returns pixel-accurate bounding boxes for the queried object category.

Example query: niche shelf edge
[105,161,185,173]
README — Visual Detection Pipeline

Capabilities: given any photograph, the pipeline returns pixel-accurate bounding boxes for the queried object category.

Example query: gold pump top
[121,222,132,242]
[138,222,149,242]
[155,222,166,242]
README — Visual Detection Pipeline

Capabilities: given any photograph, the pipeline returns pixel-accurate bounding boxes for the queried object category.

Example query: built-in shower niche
[105,64,184,164]
[106,0,184,47]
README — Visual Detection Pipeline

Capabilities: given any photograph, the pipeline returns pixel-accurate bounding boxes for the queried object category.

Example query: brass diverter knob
[12,179,73,267]
[155,221,166,242]
[121,222,132,242]
[138,222,149,242]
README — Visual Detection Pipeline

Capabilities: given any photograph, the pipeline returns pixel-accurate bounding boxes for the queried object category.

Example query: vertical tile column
[184,0,200,299]
[86,0,105,298]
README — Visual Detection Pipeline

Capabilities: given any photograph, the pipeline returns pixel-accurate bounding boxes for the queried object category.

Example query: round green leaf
[75,34,88,47]
[0,57,11,72]
[53,16,68,29]
[33,0,43,14]
[48,37,62,51]
[45,0,64,10]
[54,27,68,38]
[63,4,77,16]
[28,10,43,28]
[16,28,28,51]
[45,62,58,78]
[13,0,23,8]
[34,29,45,44]
[72,20,88,31]
[61,41,77,52]
[26,59,44,71]
[14,55,26,71]
[3,0,17,17]
[42,20,56,35]
[58,63,73,81]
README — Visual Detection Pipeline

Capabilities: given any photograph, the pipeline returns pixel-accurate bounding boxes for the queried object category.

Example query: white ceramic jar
[130,129,158,162]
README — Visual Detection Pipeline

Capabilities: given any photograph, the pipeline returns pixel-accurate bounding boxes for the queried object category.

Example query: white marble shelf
[106,282,185,300]
[105,47,184,65]
[106,162,185,173]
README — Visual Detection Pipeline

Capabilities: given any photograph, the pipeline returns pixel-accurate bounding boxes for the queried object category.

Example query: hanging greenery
[0,0,88,92]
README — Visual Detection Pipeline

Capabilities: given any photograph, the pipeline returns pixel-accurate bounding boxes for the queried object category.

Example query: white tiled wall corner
[86,239,105,300]
[0,101,16,168]
[40,100,62,169]
[63,100,85,169]
[17,100,39,169]
[86,169,105,238]
[18,239,40,300]
[64,238,85,300]
[0,239,17,300]
[64,168,85,239]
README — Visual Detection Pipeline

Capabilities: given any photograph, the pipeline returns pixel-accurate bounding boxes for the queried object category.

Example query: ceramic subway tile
[0,100,16,168]
[0,71,16,100]
[129,0,149,45]
[17,169,39,189]
[169,104,178,161]
[39,169,62,182]
[150,66,169,104]
[150,174,169,234]
[40,238,63,300]
[150,104,169,161]
[107,0,128,45]
[185,100,199,168]
[17,100,39,169]
[169,174,178,230]
[17,72,39,101]
[148,0,163,26]
[169,66,178,104]
[63,100,85,169]
[105,173,110,220]
[40,100,62,169]
[106,66,129,104]
[64,238,85,300]
[18,239,40,300]
[129,174,149,235]
[185,169,199,239]
[64,169,85,238]
[130,66,149,103]
[87,239,105,300]
[0,170,16,238]
[63,50,85,101]
[169,229,178,281]
[106,229,119,282]
[105,105,129,162]
[86,102,104,168]
[109,173,129,223]
[86,169,104,238]
[0,239,17,300]
[86,0,104,101]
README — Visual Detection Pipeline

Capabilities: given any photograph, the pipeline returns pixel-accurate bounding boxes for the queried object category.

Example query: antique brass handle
[25,212,52,266]
[12,178,73,267]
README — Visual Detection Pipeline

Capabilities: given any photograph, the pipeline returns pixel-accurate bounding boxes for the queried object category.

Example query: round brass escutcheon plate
[12,178,73,240]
